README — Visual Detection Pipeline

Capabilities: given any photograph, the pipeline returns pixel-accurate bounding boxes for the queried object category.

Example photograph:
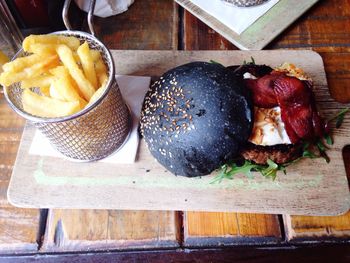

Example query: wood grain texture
[184,212,281,246]
[91,0,178,50]
[176,0,319,50]
[181,0,350,243]
[40,2,180,253]
[181,11,283,246]
[284,212,350,242]
[42,209,179,252]
[183,0,350,103]
[267,0,350,241]
[269,0,350,52]
[319,52,350,103]
[8,50,349,216]
[186,212,239,237]
[1,0,350,252]
[183,10,238,51]
[0,94,25,208]
[268,0,350,103]
[0,207,40,253]
[0,92,41,253]
[1,245,350,263]
[283,146,350,242]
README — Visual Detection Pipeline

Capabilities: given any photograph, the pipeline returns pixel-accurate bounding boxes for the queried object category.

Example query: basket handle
[62,0,96,36]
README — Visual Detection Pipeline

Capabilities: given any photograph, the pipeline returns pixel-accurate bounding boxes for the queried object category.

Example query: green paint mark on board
[241,0,319,48]
[34,159,324,191]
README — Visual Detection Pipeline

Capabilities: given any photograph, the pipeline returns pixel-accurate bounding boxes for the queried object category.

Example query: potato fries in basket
[0,31,131,161]
[0,34,108,118]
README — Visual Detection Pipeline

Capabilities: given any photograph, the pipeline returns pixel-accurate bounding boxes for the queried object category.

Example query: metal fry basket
[4,30,131,161]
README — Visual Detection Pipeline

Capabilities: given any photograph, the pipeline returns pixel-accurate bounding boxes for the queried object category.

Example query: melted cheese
[243,72,257,79]
[249,107,291,146]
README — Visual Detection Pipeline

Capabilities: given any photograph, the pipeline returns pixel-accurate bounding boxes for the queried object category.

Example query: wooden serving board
[7,50,350,216]
[176,0,319,50]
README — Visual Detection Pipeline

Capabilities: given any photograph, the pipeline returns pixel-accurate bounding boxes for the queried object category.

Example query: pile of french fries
[0,34,108,118]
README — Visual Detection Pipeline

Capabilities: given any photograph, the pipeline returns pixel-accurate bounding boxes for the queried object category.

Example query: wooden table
[0,0,350,261]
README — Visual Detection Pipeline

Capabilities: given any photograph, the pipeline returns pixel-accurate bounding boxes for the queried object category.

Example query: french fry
[40,86,50,97]
[73,50,99,66]
[49,83,65,101]
[29,43,57,56]
[77,42,98,89]
[22,89,81,118]
[86,84,107,108]
[0,71,25,86]
[0,34,110,118]
[3,54,43,72]
[95,57,108,86]
[50,66,87,107]
[0,55,59,86]
[73,53,81,64]
[56,45,95,101]
[23,35,80,52]
[50,61,86,100]
[21,75,53,89]
[90,49,101,62]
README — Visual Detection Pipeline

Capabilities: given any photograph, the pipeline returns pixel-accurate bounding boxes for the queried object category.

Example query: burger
[140,61,325,178]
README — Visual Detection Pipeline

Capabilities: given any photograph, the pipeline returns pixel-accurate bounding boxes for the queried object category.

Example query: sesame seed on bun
[140,62,253,177]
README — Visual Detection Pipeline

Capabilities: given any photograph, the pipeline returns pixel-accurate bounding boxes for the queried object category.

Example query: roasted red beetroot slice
[280,109,300,143]
[287,105,314,140]
[245,74,279,108]
[309,90,325,138]
[274,76,315,142]
[312,108,325,138]
[273,76,312,107]
[243,70,325,143]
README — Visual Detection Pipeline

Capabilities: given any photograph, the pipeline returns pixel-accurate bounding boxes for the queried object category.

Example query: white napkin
[29,75,151,164]
[189,0,280,35]
[74,0,134,18]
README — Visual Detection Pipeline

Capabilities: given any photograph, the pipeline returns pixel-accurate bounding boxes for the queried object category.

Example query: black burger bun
[140,62,253,177]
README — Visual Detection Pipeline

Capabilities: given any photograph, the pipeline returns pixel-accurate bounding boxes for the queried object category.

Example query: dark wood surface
[0,0,350,260]
[93,0,178,50]
[1,245,350,263]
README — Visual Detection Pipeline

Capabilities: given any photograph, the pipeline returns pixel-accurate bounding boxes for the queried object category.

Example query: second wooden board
[176,0,319,50]
[7,50,350,215]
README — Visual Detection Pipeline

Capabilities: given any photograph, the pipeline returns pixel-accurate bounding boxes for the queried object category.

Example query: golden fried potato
[22,89,81,118]
[21,75,53,89]
[86,85,106,108]
[56,45,95,101]
[39,86,50,97]
[77,42,98,89]
[90,49,101,62]
[3,54,43,72]
[95,57,108,86]
[0,33,111,118]
[29,43,57,56]
[50,66,87,107]
[23,35,80,52]
[49,83,65,101]
[0,55,59,86]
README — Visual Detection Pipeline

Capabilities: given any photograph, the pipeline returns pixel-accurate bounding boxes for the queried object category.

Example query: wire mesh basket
[3,30,131,161]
